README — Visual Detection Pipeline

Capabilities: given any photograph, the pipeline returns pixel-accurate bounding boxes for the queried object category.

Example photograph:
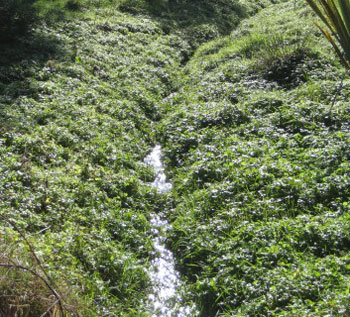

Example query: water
[144,145,172,194]
[144,145,195,317]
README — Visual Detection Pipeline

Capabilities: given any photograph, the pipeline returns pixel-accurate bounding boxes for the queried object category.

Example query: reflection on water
[144,145,195,316]
[144,145,172,193]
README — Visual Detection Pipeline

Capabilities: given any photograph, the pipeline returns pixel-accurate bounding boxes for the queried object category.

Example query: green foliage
[34,0,85,20]
[119,0,248,48]
[119,0,150,14]
[305,0,350,71]
[3,0,347,315]
[157,1,350,315]
[0,0,271,311]
[0,0,89,42]
[0,0,38,42]
[0,4,186,315]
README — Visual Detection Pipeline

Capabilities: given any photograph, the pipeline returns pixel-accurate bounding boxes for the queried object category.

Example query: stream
[144,145,196,316]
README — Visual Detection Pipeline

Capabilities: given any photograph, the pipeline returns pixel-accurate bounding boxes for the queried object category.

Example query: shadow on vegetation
[0,32,67,132]
[0,33,66,86]
[120,0,247,49]
[0,31,65,77]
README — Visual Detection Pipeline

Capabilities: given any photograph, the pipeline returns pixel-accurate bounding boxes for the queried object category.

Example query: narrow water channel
[144,145,196,316]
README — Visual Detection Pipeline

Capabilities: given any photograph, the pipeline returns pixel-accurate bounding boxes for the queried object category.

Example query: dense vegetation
[1,0,350,315]
[160,1,350,315]
[0,0,260,314]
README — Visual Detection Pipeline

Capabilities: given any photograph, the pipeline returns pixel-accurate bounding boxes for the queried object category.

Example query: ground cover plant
[0,0,280,315]
[0,2,186,315]
[4,0,349,315]
[158,0,350,315]
[0,0,85,42]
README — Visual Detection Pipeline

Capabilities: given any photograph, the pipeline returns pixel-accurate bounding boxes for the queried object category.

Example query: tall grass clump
[0,217,85,316]
[305,0,350,71]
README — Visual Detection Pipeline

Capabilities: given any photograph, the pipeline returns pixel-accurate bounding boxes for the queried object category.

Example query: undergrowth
[3,0,344,315]
[158,1,350,315]
[0,4,184,316]
[0,0,278,315]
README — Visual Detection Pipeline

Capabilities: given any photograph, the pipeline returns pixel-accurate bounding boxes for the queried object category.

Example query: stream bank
[0,0,320,315]
[157,1,350,315]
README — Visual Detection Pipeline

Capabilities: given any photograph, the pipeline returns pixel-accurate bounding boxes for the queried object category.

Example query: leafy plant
[160,1,350,314]
[305,0,350,71]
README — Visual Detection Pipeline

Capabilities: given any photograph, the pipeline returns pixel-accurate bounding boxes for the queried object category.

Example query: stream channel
[144,145,197,316]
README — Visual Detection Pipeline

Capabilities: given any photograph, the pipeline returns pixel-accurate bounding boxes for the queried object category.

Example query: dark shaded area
[120,0,247,48]
[261,48,322,89]
[0,32,64,73]
[0,32,67,132]
[0,0,38,43]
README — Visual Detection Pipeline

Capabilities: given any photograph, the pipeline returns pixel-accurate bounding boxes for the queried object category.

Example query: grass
[2,0,349,315]
[158,1,350,315]
[0,0,275,314]
[0,4,183,315]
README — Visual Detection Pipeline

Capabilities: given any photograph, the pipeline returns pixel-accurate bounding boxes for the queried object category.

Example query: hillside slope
[159,1,350,315]
[0,0,280,315]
